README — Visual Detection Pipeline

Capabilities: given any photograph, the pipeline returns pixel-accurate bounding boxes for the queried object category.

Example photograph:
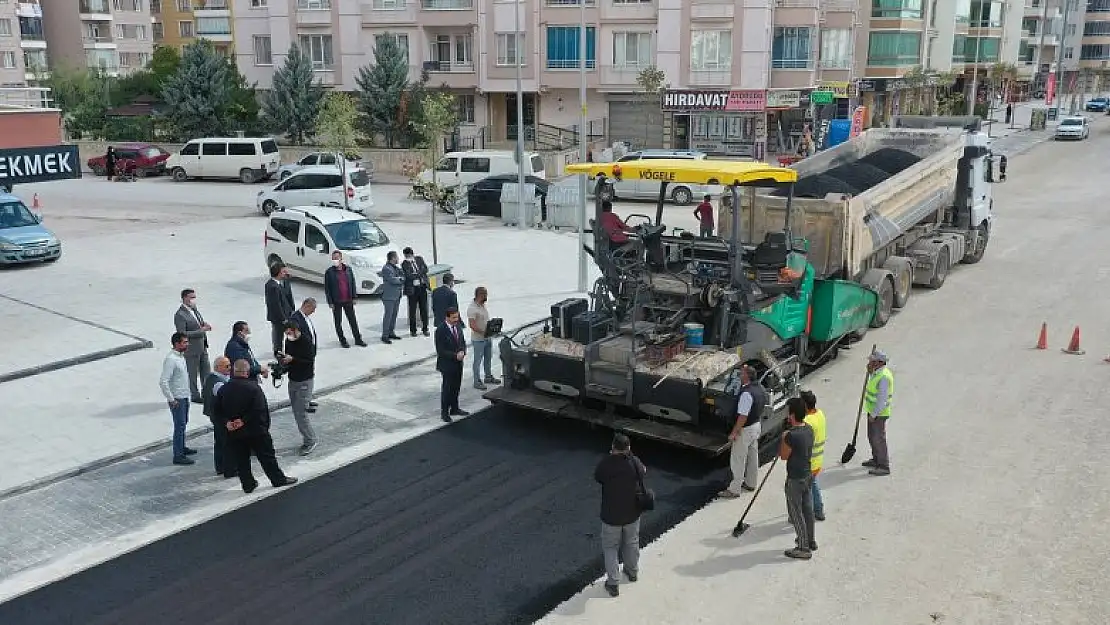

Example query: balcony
[421,60,477,88]
[196,28,234,42]
[79,1,113,20]
[688,67,731,86]
[822,0,857,11]
[419,0,476,25]
[82,37,117,49]
[599,64,643,89]
[545,0,596,5]
[690,0,734,20]
[817,58,852,70]
[297,3,334,26]
[600,0,656,21]
[195,0,231,16]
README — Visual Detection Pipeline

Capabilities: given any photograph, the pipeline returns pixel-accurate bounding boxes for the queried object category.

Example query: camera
[269,354,289,387]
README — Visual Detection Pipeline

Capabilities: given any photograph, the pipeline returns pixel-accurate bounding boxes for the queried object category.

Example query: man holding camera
[467,286,501,391]
[279,320,317,456]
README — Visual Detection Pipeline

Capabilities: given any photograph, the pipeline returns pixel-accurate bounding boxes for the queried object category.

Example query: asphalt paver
[0,406,732,625]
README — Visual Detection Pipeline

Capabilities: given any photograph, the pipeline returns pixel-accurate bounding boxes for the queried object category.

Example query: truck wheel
[870,277,895,328]
[962,223,990,264]
[928,246,951,289]
[883,257,913,309]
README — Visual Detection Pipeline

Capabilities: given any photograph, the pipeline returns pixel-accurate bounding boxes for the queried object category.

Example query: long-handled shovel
[731,455,780,538]
[840,344,877,465]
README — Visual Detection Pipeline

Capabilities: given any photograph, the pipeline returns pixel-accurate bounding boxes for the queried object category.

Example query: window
[430,34,472,67]
[262,140,279,154]
[819,28,852,69]
[690,30,731,69]
[270,218,300,242]
[176,0,189,10]
[299,154,319,166]
[951,35,966,61]
[179,21,194,38]
[1064,46,1074,59]
[614,32,651,66]
[1066,23,1077,36]
[196,17,231,35]
[298,0,332,8]
[326,219,389,251]
[119,52,151,67]
[201,142,227,156]
[0,20,10,37]
[305,225,330,253]
[113,0,143,10]
[969,1,1001,27]
[23,50,48,71]
[374,33,408,63]
[254,35,272,65]
[1085,21,1110,36]
[457,94,475,123]
[496,33,524,66]
[318,153,336,165]
[435,157,457,172]
[114,24,147,40]
[772,27,812,69]
[153,22,164,41]
[0,52,14,69]
[455,34,473,66]
[300,34,335,68]
[228,142,258,156]
[963,36,999,62]
[460,157,490,173]
[871,0,922,18]
[151,0,161,13]
[546,26,596,69]
[251,0,268,6]
[867,31,921,66]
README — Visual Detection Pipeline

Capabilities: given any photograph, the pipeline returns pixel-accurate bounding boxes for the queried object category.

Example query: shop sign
[810,91,835,105]
[0,145,82,186]
[856,80,876,92]
[690,141,757,157]
[818,81,857,98]
[662,90,766,112]
[765,90,802,109]
[849,106,867,138]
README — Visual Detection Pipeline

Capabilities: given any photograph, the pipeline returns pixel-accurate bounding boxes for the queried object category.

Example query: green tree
[414,91,459,263]
[262,44,324,144]
[42,65,110,138]
[161,40,233,139]
[224,58,261,134]
[149,45,181,82]
[315,92,361,211]
[355,33,410,147]
[635,66,667,148]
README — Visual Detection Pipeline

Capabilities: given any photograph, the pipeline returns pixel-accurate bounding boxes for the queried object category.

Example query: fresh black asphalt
[0,405,741,625]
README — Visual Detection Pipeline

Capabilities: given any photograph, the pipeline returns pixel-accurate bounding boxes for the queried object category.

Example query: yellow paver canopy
[564,158,798,186]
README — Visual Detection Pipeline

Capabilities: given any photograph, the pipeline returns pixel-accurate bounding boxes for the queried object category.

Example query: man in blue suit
[379,251,404,344]
[224,321,269,383]
[431,272,459,329]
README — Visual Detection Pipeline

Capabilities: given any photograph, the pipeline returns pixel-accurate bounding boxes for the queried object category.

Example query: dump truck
[483,116,1004,455]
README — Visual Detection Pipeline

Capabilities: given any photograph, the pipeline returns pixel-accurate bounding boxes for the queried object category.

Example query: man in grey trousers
[593,433,645,597]
[174,288,213,403]
[279,321,317,455]
[379,251,404,344]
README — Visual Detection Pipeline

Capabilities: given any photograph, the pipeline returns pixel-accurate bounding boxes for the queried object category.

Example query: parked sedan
[277,151,371,180]
[1084,97,1109,112]
[87,143,170,177]
[466,174,551,217]
[0,192,61,266]
[1054,115,1090,140]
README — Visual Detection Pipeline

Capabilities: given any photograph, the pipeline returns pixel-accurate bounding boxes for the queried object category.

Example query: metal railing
[771,58,814,69]
[80,1,112,13]
[547,59,597,69]
[297,0,331,9]
[195,0,229,8]
[0,87,54,110]
[688,67,731,85]
[817,58,852,69]
[372,0,407,7]
[422,0,473,8]
[422,59,476,72]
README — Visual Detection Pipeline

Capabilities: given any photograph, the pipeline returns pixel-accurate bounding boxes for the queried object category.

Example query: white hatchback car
[1054,115,1090,140]
[264,206,391,295]
[256,165,373,215]
[277,151,372,180]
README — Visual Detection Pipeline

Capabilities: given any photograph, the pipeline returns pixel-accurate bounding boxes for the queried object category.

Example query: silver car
[1054,116,1090,141]
[604,150,713,205]
[277,151,373,180]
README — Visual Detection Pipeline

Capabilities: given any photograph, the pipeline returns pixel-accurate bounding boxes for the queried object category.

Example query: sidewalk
[0,212,599,497]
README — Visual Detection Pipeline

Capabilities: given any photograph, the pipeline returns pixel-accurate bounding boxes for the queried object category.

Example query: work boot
[484,375,501,385]
[717,489,740,499]
[604,583,619,597]
[869,466,891,476]
[784,548,812,560]
[624,569,638,582]
[740,483,756,492]
[474,381,488,390]
[862,459,878,468]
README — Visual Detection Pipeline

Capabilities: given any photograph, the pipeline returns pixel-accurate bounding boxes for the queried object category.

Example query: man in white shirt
[160,332,197,466]
[467,286,501,390]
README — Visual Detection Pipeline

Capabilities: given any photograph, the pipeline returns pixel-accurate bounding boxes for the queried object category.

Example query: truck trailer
[484,117,1004,455]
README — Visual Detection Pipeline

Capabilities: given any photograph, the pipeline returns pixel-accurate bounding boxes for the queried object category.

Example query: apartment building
[41,0,155,76]
[151,0,235,55]
[0,1,48,87]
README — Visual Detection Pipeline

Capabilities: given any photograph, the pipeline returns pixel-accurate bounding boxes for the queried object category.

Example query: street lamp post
[576,0,588,292]
[514,0,527,231]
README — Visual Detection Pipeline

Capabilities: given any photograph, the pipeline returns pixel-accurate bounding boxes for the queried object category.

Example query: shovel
[731,455,780,537]
[840,344,877,465]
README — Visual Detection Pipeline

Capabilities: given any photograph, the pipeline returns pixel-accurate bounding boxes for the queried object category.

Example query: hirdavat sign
[0,145,81,186]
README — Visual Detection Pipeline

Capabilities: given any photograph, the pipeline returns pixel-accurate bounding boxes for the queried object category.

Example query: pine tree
[160,40,232,140]
[262,44,323,144]
[355,33,410,148]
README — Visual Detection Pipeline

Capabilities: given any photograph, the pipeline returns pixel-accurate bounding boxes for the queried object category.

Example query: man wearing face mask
[401,246,431,337]
[174,288,213,403]
[265,263,296,357]
[279,320,317,455]
[467,286,501,390]
[224,321,270,383]
[324,251,367,349]
[379,251,405,344]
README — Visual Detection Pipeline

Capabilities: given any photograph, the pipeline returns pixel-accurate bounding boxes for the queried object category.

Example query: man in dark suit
[436,307,471,423]
[323,251,366,348]
[265,262,295,357]
[174,288,212,402]
[289,297,319,413]
[201,356,236,479]
[224,321,269,383]
[431,272,459,329]
[401,246,431,337]
[216,359,298,494]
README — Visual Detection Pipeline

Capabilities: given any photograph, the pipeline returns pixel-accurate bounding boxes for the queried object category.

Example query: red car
[87,143,171,178]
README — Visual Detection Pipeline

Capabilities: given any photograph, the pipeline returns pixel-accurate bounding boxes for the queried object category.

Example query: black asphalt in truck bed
[0,406,730,625]
[777,147,924,198]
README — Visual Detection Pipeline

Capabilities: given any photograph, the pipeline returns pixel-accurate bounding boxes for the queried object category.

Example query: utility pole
[576,1,588,292]
[514,0,527,231]
[1052,0,1072,115]
[966,32,983,115]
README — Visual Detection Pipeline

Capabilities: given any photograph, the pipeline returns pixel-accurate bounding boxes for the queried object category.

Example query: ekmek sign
[0,145,82,186]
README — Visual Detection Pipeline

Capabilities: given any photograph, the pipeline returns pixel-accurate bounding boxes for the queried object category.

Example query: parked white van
[414,150,546,196]
[256,166,373,216]
[166,137,281,184]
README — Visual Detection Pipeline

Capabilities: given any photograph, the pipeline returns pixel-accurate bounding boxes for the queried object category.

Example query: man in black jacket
[401,246,431,337]
[216,359,298,494]
[435,307,470,423]
[201,356,235,478]
[265,262,296,356]
[323,251,366,348]
[431,272,459,329]
[594,433,645,597]
[280,320,317,455]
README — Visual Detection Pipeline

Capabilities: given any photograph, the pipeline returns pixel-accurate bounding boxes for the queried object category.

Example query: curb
[0,318,546,502]
[0,341,153,385]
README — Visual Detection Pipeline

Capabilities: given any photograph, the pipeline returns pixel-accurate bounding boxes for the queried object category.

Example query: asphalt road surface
[0,406,735,625]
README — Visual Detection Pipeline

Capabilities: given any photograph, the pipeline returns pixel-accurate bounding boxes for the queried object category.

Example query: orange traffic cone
[32,194,40,210]
[1062,326,1085,355]
[1036,322,1048,350]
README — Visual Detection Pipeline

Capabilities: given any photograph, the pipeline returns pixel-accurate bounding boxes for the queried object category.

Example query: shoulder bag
[628,456,655,512]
